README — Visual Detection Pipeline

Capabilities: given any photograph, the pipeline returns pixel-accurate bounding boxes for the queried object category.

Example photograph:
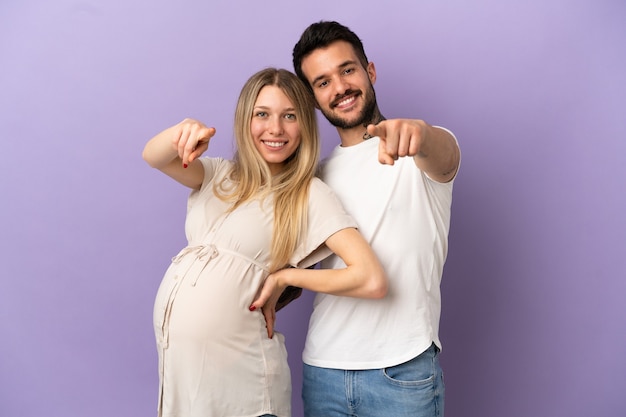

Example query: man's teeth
[337,96,355,107]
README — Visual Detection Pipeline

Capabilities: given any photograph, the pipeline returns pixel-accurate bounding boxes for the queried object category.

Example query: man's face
[300,41,377,129]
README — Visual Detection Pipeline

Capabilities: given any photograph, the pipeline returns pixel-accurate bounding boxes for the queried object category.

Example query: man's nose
[332,77,351,96]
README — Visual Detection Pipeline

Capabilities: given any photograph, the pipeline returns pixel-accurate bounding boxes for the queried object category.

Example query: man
[292,21,460,417]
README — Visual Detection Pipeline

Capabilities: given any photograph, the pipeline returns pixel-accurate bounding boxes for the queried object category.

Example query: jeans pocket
[382,354,435,387]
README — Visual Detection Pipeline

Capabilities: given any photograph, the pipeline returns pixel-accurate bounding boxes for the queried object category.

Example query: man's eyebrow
[310,60,358,86]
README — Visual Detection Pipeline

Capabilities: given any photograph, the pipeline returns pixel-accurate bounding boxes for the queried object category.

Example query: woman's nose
[268,117,284,135]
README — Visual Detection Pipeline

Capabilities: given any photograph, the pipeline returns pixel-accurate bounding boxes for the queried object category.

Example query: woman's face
[250,85,302,175]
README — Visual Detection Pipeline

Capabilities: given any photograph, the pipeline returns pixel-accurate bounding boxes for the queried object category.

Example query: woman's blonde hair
[215,68,320,272]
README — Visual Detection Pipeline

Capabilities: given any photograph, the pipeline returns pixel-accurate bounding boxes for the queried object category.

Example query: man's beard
[321,86,377,129]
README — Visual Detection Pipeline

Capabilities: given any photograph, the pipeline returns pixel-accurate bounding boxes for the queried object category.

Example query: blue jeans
[302,344,444,417]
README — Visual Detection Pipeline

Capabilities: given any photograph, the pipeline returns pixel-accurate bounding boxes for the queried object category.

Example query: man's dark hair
[292,21,369,91]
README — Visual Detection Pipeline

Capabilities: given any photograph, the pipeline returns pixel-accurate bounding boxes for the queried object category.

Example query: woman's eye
[255,111,267,117]
[284,113,296,120]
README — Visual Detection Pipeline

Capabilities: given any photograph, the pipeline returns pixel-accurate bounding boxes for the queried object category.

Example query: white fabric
[303,134,456,370]
[153,157,356,417]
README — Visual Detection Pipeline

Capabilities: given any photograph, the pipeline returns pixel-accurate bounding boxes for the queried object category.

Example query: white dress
[153,157,355,417]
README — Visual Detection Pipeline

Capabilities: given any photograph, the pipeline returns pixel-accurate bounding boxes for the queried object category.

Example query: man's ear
[367,61,377,85]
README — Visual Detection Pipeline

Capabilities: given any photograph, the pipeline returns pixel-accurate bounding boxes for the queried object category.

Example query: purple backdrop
[1,1,624,416]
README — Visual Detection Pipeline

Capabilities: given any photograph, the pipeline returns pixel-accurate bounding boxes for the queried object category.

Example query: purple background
[1,1,625,416]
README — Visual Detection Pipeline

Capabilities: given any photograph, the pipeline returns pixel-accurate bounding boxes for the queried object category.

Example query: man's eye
[318,80,328,88]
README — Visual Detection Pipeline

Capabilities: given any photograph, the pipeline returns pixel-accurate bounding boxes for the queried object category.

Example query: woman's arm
[250,227,388,337]
[274,228,387,298]
[142,118,216,189]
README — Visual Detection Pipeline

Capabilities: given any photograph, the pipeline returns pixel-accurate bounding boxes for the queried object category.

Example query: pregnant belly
[153,253,267,352]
